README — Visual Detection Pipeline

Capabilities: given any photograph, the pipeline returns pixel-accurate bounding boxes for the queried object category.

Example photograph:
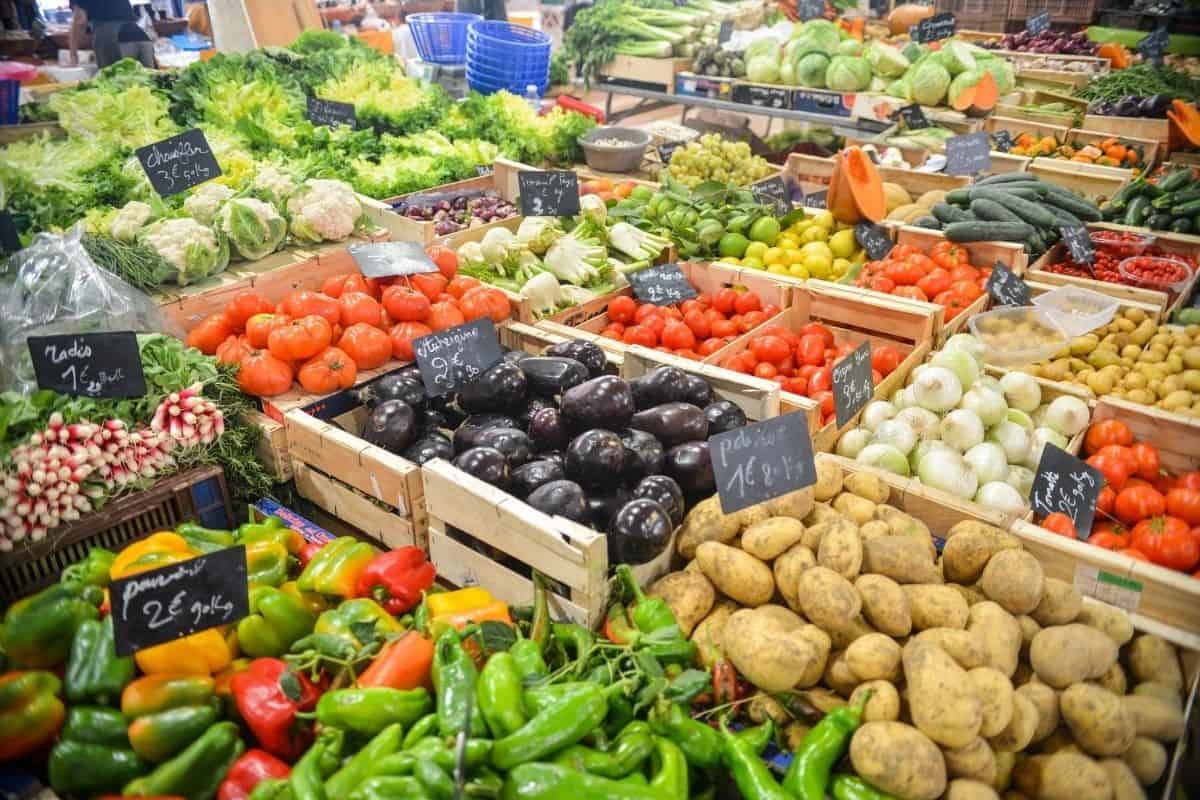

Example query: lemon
[720,256,741,265]
[742,256,764,271]
[810,210,835,230]
[833,257,851,276]
[767,263,789,275]
[829,229,857,260]
[804,253,832,279]
[801,241,833,260]
[776,235,799,250]
[783,248,803,266]
[789,219,811,234]
[762,247,784,266]
[788,263,810,279]
[800,225,828,244]
[744,241,769,261]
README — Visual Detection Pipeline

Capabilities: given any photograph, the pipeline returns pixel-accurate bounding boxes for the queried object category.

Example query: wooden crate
[597,55,692,93]
[993,104,1077,129]
[1014,68,1091,91]
[0,121,63,145]
[245,410,291,481]
[501,320,625,371]
[996,51,1111,74]
[1082,115,1172,148]
[781,153,970,202]
[985,114,1071,143]
[1068,128,1162,170]
[1026,159,1128,203]
[378,158,529,245]
[987,152,1033,175]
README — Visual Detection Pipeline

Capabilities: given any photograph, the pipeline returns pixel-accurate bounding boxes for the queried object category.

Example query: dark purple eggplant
[453,414,519,453]
[526,479,589,525]
[540,451,566,470]
[403,435,454,465]
[586,486,632,530]
[681,373,713,407]
[607,498,672,565]
[630,402,708,448]
[362,400,417,454]
[561,375,635,432]
[665,441,714,498]
[704,400,747,435]
[475,427,533,468]
[619,428,665,481]
[544,340,607,377]
[419,408,449,435]
[453,446,510,488]
[519,357,590,397]
[516,395,556,431]
[565,429,626,489]
[633,474,685,526]
[458,360,528,414]
[527,407,569,453]
[630,366,689,409]
[359,373,426,410]
[510,459,566,499]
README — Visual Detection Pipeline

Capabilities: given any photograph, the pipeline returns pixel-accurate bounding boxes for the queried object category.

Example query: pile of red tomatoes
[600,288,781,359]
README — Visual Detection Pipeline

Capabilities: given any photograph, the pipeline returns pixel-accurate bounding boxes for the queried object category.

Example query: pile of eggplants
[354,339,749,565]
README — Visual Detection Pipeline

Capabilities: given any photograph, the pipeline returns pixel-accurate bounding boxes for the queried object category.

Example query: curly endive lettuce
[48,84,176,148]
[316,60,449,135]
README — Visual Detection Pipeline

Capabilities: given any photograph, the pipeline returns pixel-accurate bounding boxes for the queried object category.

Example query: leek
[616,40,675,58]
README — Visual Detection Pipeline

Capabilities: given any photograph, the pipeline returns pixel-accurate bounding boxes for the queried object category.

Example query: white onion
[1044,395,1090,437]
[943,333,987,367]
[940,409,985,452]
[1006,408,1034,431]
[861,401,898,432]
[837,428,873,459]
[910,440,954,475]
[874,419,918,456]
[917,449,978,499]
[892,386,917,410]
[975,481,1027,515]
[1024,427,1069,470]
[895,407,941,440]
[913,366,962,413]
[988,420,1032,464]
[1006,465,1035,496]
[964,442,1009,485]
[959,386,1008,428]
[975,374,1002,394]
[999,372,1041,412]
[857,443,911,476]
[931,348,980,392]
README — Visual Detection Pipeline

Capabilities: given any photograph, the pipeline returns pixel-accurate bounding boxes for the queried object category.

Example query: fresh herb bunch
[82,234,177,292]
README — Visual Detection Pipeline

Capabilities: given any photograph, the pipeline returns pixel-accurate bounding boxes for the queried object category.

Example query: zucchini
[1125,196,1152,227]
[1044,204,1082,227]
[1027,228,1047,255]
[1170,217,1194,234]
[913,216,942,229]
[970,197,1023,224]
[1157,169,1195,193]
[970,188,1058,227]
[970,187,1044,202]
[943,221,1034,243]
[1042,188,1103,222]
[975,173,1040,186]
[1172,198,1200,216]
[945,188,971,206]
[1146,213,1174,230]
[931,202,973,224]
[1102,204,1123,221]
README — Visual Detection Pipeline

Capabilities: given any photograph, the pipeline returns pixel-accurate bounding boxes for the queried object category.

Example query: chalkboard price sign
[413,317,504,397]
[718,19,733,44]
[751,175,791,216]
[802,189,827,210]
[518,171,581,218]
[1026,12,1050,35]
[657,141,685,165]
[910,12,956,43]
[110,545,250,657]
[897,104,930,130]
[306,96,357,129]
[945,132,992,176]
[628,263,698,306]
[0,209,20,255]
[1032,444,1104,538]
[1061,225,1095,265]
[1139,26,1168,65]
[349,241,440,278]
[136,129,223,198]
[986,260,1031,307]
[711,413,816,514]
[798,0,825,22]
[855,222,894,261]
[29,332,147,399]
[832,341,873,428]
[476,165,494,177]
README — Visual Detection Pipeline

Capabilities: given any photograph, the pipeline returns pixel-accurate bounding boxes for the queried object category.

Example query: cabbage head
[796,52,830,88]
[909,61,951,106]
[976,56,1015,93]
[219,198,287,261]
[798,19,841,53]
[886,76,913,101]
[825,56,872,92]
[747,55,781,84]
[780,60,797,85]
[744,38,781,64]
[937,41,977,76]
[838,39,863,57]
[865,42,910,78]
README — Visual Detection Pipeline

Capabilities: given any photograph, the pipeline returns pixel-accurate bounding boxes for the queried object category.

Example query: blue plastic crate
[0,80,19,126]
[409,13,480,64]
[191,475,232,530]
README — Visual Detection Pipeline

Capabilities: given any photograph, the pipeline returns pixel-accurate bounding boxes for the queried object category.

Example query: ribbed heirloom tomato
[186,314,234,355]
[389,322,432,362]
[338,292,383,328]
[298,347,357,394]
[268,315,333,362]
[1131,516,1200,571]
[237,349,294,397]
[338,323,392,370]
[245,313,290,349]
[281,290,340,327]
[1084,419,1133,455]
[1113,484,1166,525]
[225,291,274,331]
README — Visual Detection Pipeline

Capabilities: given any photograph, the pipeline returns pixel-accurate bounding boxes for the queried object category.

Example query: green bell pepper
[48,706,147,796]
[177,522,236,553]
[129,699,222,763]
[246,540,291,588]
[60,547,115,587]
[350,776,430,800]
[123,720,244,800]
[1,580,100,668]
[315,687,431,737]
[64,616,135,705]
[238,515,304,554]
[297,536,376,597]
[237,586,317,658]
[313,598,404,650]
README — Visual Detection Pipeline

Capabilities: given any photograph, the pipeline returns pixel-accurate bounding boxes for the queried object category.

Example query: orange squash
[970,72,998,114]
[842,147,887,223]
[1168,100,1200,147]
[826,151,859,223]
[888,3,934,35]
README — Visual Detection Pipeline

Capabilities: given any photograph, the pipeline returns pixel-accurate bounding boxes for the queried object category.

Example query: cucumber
[914,216,942,229]
[1042,187,1102,221]
[943,221,1034,243]
[931,202,973,224]
[1027,228,1047,255]
[969,187,1044,202]
[969,188,1058,227]
[975,172,1040,186]
[1146,213,1174,230]
[970,197,1023,224]
[1158,169,1195,193]
[945,188,971,206]
[1043,204,1082,227]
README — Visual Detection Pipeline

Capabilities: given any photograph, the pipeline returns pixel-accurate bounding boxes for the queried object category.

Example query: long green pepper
[831,774,897,800]
[477,652,526,738]
[647,736,688,800]
[325,723,403,798]
[433,628,487,738]
[491,682,623,770]
[719,720,791,800]
[782,690,869,800]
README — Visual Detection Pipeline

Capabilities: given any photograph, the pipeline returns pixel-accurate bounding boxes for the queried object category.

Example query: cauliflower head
[139,218,230,286]
[286,179,363,243]
[253,165,298,205]
[219,198,287,261]
[110,201,154,243]
[183,183,236,226]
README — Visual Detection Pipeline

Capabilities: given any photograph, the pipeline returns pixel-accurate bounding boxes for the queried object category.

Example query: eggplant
[453,446,510,489]
[527,407,569,453]
[544,340,608,378]
[475,427,534,468]
[362,400,417,454]
[586,486,632,530]
[630,402,708,448]
[510,459,567,499]
[704,400,747,435]
[402,435,454,465]
[519,356,590,397]
[619,428,665,481]
[561,375,635,432]
[565,429,626,489]
[630,366,689,409]
[633,475,685,527]
[453,414,519,453]
[458,360,528,414]
[607,498,672,565]
[418,408,449,436]
[359,373,426,411]
[665,441,714,498]
[526,479,589,525]
[516,395,556,431]
[680,373,714,407]
[1115,96,1142,117]
[539,451,566,470]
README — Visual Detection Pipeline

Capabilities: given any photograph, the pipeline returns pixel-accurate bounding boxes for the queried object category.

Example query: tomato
[683,309,712,339]
[237,349,295,397]
[931,242,969,269]
[1097,485,1116,517]
[794,334,825,367]
[739,311,767,332]
[337,292,382,328]
[712,288,739,315]
[693,293,712,308]
[608,295,637,324]
[733,292,762,314]
[915,267,952,300]
[382,286,432,323]
[337,323,392,370]
[697,338,725,356]
[1083,419,1134,455]
[216,335,253,367]
[1176,472,1200,492]
[892,286,928,302]
[225,291,275,332]
[744,335,786,366]
[811,390,834,418]
[798,323,834,349]
[1166,488,1200,525]
[754,362,778,379]
[868,276,896,294]
[427,300,466,331]
[1089,521,1129,550]
[635,304,664,324]
[460,286,510,323]
[268,315,334,362]
[932,290,970,320]
[661,320,697,351]
[1131,515,1200,571]
[640,314,667,338]
[890,244,919,260]
[425,245,458,279]
[809,367,833,394]
[883,260,924,286]
[1042,512,1078,538]
[711,319,738,338]
[297,347,357,394]
[601,327,623,340]
[446,276,482,300]
[622,325,657,347]
[281,291,340,327]
[1119,547,1151,562]
[1087,447,1135,492]
[782,376,808,395]
[1130,442,1161,481]
[388,321,432,362]
[245,313,290,349]
[1113,484,1165,525]
[871,345,901,377]
[186,314,235,356]
[948,280,983,301]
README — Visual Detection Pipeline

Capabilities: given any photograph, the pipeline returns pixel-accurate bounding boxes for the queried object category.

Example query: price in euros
[722,452,811,499]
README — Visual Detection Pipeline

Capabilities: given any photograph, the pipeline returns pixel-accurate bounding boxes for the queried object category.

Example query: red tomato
[608,295,637,324]
[751,335,791,365]
[622,325,657,347]
[809,367,833,394]
[916,268,953,299]
[754,362,777,379]
[1176,472,1200,492]
[693,293,712,308]
[948,264,980,283]
[427,300,466,331]
[1088,529,1129,551]
[389,321,432,362]
[446,276,482,300]
[1083,419,1134,455]
[733,292,762,314]
[811,390,834,418]
[1166,488,1200,525]
[1119,547,1151,561]
[739,311,767,332]
[1088,447,1135,493]
[868,276,896,294]
[949,280,983,301]
[711,319,738,338]
[661,320,697,351]
[796,334,826,367]
[426,245,458,279]
[1042,512,1078,539]
[782,376,808,395]
[697,338,725,357]
[1114,484,1166,525]
[712,288,738,315]
[798,323,834,349]
[893,286,929,302]
[883,261,923,286]
[1131,515,1200,571]
[640,314,667,338]
[683,309,711,339]
[871,345,901,377]
[1130,442,1161,481]
[1097,485,1116,517]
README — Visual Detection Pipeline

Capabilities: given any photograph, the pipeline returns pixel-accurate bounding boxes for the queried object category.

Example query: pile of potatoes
[645,456,1195,800]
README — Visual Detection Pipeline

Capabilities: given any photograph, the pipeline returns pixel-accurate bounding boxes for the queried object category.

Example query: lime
[748,216,781,245]
[630,185,655,202]
[829,228,857,260]
[718,232,750,259]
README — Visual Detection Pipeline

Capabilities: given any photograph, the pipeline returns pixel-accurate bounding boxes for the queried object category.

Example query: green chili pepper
[433,628,487,738]
[477,652,526,738]
[491,682,622,770]
[290,736,331,800]
[527,571,550,650]
[831,774,897,800]
[349,776,430,800]
[466,766,504,799]
[316,687,431,737]
[640,638,696,665]
[616,565,676,635]
[509,639,547,685]
[248,778,290,800]
[500,763,669,800]
[402,713,438,749]
[325,723,403,798]
[648,736,688,800]
[648,700,721,769]
[522,681,594,717]
[414,760,453,800]
[739,719,774,755]
[413,595,432,638]
[552,721,655,778]
[719,720,791,800]
[551,623,594,664]
[782,690,869,800]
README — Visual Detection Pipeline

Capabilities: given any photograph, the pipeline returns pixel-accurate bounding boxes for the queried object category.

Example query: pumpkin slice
[827,151,862,224]
[970,72,998,113]
[842,147,887,223]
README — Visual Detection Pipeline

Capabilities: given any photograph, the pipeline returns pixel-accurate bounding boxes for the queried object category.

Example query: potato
[946,779,1001,800]
[1126,635,1183,691]
[916,628,988,670]
[1037,727,1079,755]
[863,536,943,584]
[833,492,876,524]
[754,603,804,631]
[1030,625,1118,689]
[850,680,901,722]
[1017,615,1041,653]
[805,502,840,526]
[1061,684,1135,757]
[678,495,740,559]
[951,583,988,607]
[813,459,844,501]
[980,550,1045,615]
[876,505,935,550]
[1099,759,1146,800]
[988,691,1039,753]
[1013,753,1114,800]
[740,517,806,561]
[691,600,736,668]
[1094,662,1127,696]
[905,584,970,630]
[748,693,790,726]
[855,574,912,637]
[845,633,902,682]
[943,530,1022,584]
[844,471,890,504]
[764,485,815,521]
[696,542,774,606]
[1016,682,1059,743]
[947,520,1010,540]
[1076,603,1134,647]
[795,624,831,688]
[904,638,983,748]
[803,687,848,714]
[802,516,856,552]
[1031,579,1082,627]
[722,608,819,692]
[859,519,890,540]
[784,721,812,751]
[823,648,860,697]
[818,521,863,580]
[850,721,948,800]
[968,602,1023,677]
[827,615,877,650]
[647,570,714,636]
[1121,737,1167,786]
[944,737,997,784]
[1120,695,1184,741]
[774,543,816,613]
[735,504,772,531]
[969,668,1014,738]
[1131,682,1179,707]
[796,566,861,631]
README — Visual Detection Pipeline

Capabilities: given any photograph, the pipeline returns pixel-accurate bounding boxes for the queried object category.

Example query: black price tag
[349,241,440,278]
[476,165,494,177]
[718,19,733,44]
[1032,444,1104,538]
[855,222,894,261]
[832,341,873,428]
[110,546,250,657]
[29,332,147,399]
[1060,225,1094,265]
[306,96,357,129]
[657,141,685,164]
[135,129,223,198]
[732,83,791,110]
[992,129,1014,153]
[897,103,930,130]
[798,0,825,22]
[0,209,20,255]
[1138,26,1168,66]
[986,260,1031,307]
[945,132,992,176]
[909,12,956,43]
[711,413,816,514]
[1026,11,1050,35]
[518,170,581,218]
[628,264,697,306]
[801,189,827,210]
[751,175,791,216]
[413,317,504,396]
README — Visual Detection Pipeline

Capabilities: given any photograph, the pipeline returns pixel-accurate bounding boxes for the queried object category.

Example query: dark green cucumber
[970,197,1023,224]
[943,221,1034,243]
[970,188,1058,227]
[931,202,973,224]
[1146,213,1174,230]
[1027,228,1047,255]
[1124,196,1152,226]
[1157,169,1195,193]
[969,187,1044,202]
[1044,204,1082,227]
[1170,217,1194,234]
[974,172,1040,186]
[913,216,942,229]
[1172,198,1200,215]
[945,188,971,206]
[1042,187,1102,221]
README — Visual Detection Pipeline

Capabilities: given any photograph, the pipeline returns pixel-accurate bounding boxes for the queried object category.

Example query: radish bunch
[151,383,225,447]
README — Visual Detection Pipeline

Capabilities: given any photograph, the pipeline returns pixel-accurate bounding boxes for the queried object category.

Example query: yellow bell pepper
[134,628,232,676]
[426,587,495,618]
[110,533,195,580]
[280,581,329,616]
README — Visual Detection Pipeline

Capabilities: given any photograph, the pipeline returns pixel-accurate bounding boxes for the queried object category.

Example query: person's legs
[122,40,156,68]
[91,20,123,67]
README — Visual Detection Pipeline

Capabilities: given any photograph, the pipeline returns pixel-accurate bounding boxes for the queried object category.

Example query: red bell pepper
[217,749,291,800]
[229,658,320,760]
[355,547,436,615]
[297,540,325,569]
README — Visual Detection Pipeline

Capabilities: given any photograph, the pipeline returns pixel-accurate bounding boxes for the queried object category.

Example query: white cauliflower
[109,201,154,243]
[219,198,287,261]
[253,165,298,205]
[286,179,363,243]
[139,218,230,286]
[183,183,236,226]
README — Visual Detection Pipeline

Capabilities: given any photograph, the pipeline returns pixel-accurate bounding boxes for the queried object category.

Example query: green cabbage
[910,61,951,106]
[902,42,927,62]
[938,41,977,76]
[797,53,831,88]
[825,56,872,92]
[866,42,910,78]
[838,40,864,57]
[744,38,782,63]
[886,77,913,101]
[747,55,781,84]
[976,57,1015,93]
[219,198,287,261]
[797,19,842,53]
